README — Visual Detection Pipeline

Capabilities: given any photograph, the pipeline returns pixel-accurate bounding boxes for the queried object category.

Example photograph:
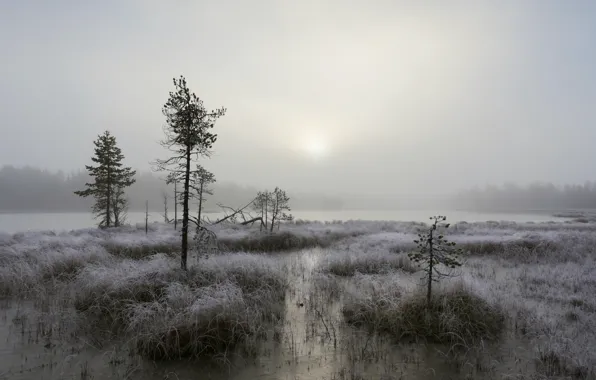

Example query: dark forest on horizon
[0,165,343,213]
[2,165,596,213]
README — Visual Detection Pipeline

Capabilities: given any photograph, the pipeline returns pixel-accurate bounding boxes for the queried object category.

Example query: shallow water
[0,209,566,234]
[0,249,537,380]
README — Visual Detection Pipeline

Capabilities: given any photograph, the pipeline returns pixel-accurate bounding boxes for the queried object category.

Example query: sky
[1,1,596,199]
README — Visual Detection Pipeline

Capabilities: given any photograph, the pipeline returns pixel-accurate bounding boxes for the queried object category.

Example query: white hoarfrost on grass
[0,238,110,295]
[127,281,256,359]
[72,252,288,359]
[461,256,596,378]
[1,219,596,374]
[318,248,417,276]
[312,221,596,378]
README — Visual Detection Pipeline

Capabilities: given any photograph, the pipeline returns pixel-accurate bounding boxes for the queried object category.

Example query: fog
[0,166,345,213]
[1,1,596,203]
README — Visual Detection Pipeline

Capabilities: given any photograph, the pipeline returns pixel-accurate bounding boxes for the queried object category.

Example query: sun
[303,137,328,159]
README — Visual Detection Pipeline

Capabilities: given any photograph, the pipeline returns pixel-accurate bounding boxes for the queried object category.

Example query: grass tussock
[319,250,417,276]
[343,284,505,346]
[218,230,352,252]
[103,230,357,257]
[73,253,287,360]
[0,245,110,296]
[130,281,276,360]
[102,242,179,259]
[459,239,558,256]
[457,238,568,263]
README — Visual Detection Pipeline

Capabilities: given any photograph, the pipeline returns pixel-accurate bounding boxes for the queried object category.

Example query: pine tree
[74,131,136,228]
[409,216,463,306]
[155,76,226,270]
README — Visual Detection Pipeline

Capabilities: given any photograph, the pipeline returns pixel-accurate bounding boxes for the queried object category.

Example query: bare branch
[210,197,258,225]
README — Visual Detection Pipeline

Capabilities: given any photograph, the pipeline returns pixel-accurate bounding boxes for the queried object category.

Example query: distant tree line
[451,182,596,211]
[0,165,343,213]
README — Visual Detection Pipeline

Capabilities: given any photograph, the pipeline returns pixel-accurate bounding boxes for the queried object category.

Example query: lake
[0,209,565,234]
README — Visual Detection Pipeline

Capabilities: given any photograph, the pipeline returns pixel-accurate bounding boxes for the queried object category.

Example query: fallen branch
[241,216,264,226]
[210,197,257,225]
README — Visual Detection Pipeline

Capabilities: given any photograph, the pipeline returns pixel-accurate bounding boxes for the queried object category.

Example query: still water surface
[0,250,534,379]
[0,209,563,233]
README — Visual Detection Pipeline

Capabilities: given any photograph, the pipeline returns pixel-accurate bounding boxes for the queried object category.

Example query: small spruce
[409,216,463,306]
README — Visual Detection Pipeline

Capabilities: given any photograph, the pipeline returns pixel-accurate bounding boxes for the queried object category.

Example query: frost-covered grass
[74,253,287,359]
[320,221,596,379]
[2,219,596,375]
[0,222,352,296]
[461,257,596,378]
[343,279,505,345]
[218,230,352,252]
[0,240,110,296]
[319,249,417,276]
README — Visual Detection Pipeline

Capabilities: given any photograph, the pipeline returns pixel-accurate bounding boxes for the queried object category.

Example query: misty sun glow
[304,138,329,159]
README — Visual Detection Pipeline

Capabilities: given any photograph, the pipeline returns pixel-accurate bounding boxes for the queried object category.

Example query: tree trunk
[427,229,434,307]
[145,200,149,235]
[241,216,264,226]
[114,195,119,227]
[106,165,111,228]
[260,203,264,231]
[174,180,178,230]
[270,193,278,233]
[264,194,268,229]
[197,180,204,227]
[163,193,169,223]
[211,197,258,225]
[181,147,191,270]
[270,201,277,233]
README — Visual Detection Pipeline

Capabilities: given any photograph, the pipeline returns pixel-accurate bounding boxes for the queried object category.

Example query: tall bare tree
[270,187,292,232]
[166,173,178,230]
[145,200,149,234]
[191,165,216,226]
[174,180,178,229]
[252,191,266,230]
[75,131,136,228]
[155,76,226,270]
[162,191,170,223]
[253,191,273,231]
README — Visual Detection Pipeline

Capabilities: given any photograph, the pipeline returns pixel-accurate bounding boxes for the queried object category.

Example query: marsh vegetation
[0,218,594,379]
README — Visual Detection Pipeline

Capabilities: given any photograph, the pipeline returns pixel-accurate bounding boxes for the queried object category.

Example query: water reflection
[0,249,534,380]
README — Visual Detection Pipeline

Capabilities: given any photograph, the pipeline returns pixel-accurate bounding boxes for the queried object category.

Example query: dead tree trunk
[181,148,191,271]
[197,180,204,227]
[241,216,264,226]
[162,192,169,223]
[211,197,258,225]
[174,180,178,230]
